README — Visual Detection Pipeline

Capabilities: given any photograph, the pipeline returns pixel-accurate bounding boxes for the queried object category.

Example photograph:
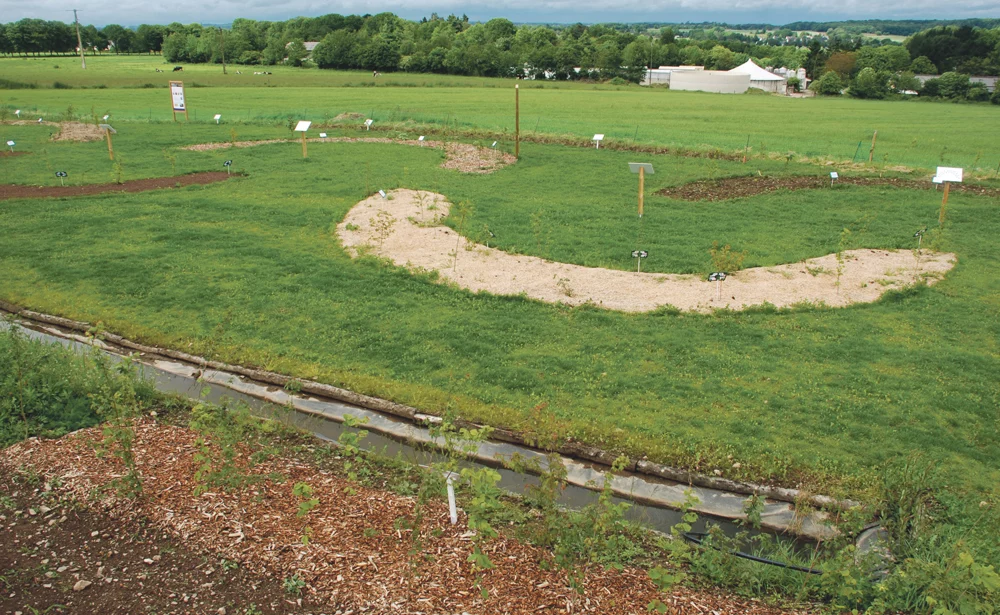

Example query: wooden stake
[939,181,950,226]
[743,135,750,164]
[868,130,878,163]
[515,85,520,159]
[638,166,645,218]
[105,128,114,160]
[302,131,307,158]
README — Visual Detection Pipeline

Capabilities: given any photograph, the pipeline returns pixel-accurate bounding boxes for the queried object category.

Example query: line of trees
[0,19,167,55]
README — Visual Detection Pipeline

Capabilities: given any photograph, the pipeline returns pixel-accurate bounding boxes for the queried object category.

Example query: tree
[659,27,676,45]
[909,55,938,74]
[810,70,844,95]
[849,67,891,99]
[967,82,990,101]
[991,86,1000,105]
[937,71,971,98]
[285,39,307,66]
[824,51,857,78]
[313,29,357,69]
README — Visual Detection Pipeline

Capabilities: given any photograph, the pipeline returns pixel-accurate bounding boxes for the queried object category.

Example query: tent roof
[728,60,785,81]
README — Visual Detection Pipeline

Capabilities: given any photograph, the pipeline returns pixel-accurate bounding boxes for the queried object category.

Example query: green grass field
[2,108,999,502]
[3,55,1000,171]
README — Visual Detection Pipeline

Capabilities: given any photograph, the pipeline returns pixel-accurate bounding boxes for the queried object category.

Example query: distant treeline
[1,14,999,82]
[782,19,1000,37]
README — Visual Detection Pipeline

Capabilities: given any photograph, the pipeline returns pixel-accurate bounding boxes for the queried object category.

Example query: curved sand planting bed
[184,137,515,174]
[338,190,956,313]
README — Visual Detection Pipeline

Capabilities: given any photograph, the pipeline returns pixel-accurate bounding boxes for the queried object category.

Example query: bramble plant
[282,574,306,595]
[709,241,746,274]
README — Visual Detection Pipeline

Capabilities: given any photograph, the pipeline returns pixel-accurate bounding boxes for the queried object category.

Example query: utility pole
[219,27,227,75]
[73,9,86,69]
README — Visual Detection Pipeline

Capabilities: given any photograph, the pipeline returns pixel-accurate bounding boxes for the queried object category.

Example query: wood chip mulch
[657,175,1000,201]
[1,420,815,615]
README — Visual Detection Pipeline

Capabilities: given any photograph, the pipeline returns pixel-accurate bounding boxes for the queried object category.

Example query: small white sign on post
[364,119,373,131]
[830,171,838,186]
[5,140,13,152]
[14,109,20,118]
[936,167,963,183]
[593,134,605,149]
[294,121,312,132]
[418,135,425,146]
[319,132,327,138]
[214,114,222,124]
[378,189,387,199]
[491,141,497,148]
[103,114,109,121]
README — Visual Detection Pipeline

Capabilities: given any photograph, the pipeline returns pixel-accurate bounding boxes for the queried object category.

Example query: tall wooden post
[302,131,308,158]
[939,181,951,226]
[515,84,520,159]
[638,166,645,217]
[868,130,878,162]
[73,9,86,69]
[105,128,114,160]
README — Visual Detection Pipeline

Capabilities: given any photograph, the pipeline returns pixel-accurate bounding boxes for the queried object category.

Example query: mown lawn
[1,119,998,501]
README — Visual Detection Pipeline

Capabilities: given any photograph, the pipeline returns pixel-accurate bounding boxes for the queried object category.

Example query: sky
[2,0,999,27]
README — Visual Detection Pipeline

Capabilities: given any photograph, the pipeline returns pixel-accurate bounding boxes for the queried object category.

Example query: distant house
[284,41,321,55]
[914,74,997,93]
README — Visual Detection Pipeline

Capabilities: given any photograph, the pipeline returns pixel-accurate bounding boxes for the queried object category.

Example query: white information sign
[830,172,839,179]
[319,132,327,138]
[169,81,186,111]
[294,121,312,132]
[935,166,963,183]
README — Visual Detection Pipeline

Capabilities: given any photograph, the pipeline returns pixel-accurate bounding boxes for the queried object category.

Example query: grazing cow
[173,66,183,72]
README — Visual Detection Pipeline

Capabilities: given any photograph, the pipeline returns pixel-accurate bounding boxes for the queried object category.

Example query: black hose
[682,531,823,575]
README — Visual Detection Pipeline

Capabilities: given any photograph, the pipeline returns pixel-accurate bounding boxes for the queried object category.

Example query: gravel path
[339,189,956,313]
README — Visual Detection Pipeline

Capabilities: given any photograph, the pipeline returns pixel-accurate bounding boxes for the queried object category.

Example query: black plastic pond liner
[682,531,823,575]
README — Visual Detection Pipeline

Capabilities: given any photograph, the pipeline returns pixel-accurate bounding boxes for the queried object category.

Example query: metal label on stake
[224,160,232,174]
[5,140,13,152]
[632,250,648,272]
[364,119,374,131]
[378,190,387,199]
[55,171,67,185]
[14,110,19,117]
[491,141,498,148]
[214,114,222,124]
[593,134,605,149]
[319,133,327,138]
[708,271,727,301]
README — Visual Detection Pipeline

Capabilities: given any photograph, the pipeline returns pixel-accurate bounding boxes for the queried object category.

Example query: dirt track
[658,175,1000,201]
[0,171,235,200]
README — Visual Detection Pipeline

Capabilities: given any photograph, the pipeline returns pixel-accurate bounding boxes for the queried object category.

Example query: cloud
[2,0,997,26]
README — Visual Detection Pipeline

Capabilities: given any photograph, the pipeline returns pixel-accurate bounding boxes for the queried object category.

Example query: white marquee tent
[728,60,787,94]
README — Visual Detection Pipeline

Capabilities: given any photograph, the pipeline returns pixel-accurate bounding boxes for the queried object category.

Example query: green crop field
[3,55,1000,171]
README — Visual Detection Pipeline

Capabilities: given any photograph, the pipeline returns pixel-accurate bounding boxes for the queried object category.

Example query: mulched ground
[657,175,1000,201]
[0,473,320,615]
[0,172,235,201]
[1,420,816,615]
[0,151,29,158]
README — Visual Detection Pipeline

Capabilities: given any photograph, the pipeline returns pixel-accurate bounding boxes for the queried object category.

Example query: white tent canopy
[728,60,787,93]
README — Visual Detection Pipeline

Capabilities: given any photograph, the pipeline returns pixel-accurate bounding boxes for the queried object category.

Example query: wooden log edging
[0,299,859,512]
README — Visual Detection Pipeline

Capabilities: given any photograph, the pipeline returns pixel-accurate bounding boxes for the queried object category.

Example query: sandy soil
[339,190,956,313]
[183,137,516,174]
[4,120,105,142]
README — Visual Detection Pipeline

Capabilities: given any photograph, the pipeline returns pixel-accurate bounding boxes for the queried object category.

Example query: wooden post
[868,130,878,162]
[939,181,951,226]
[515,84,520,159]
[638,166,645,218]
[170,84,176,122]
[105,128,114,160]
[302,131,307,158]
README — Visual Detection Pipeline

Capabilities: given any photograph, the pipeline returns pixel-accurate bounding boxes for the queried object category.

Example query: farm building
[644,61,789,94]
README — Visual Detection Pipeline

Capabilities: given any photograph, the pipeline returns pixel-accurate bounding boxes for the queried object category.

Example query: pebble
[72,580,92,591]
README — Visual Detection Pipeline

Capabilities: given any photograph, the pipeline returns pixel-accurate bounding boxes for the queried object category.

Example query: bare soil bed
[658,175,1000,201]
[0,171,234,200]
[0,472,318,615]
[51,121,106,142]
[0,151,30,158]
[1,420,815,615]
[338,190,955,313]
[183,137,516,174]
